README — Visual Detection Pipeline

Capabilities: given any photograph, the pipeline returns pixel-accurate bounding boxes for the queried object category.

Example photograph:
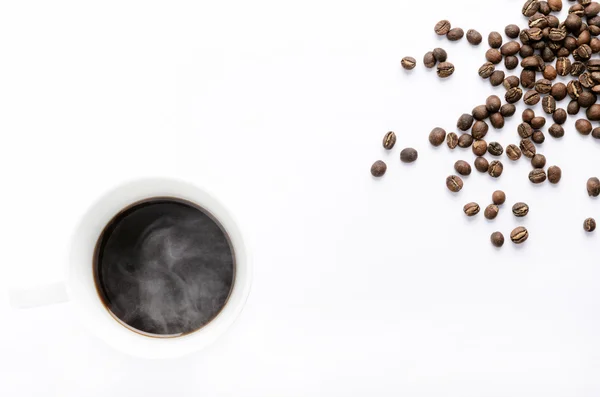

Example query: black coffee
[93,198,234,337]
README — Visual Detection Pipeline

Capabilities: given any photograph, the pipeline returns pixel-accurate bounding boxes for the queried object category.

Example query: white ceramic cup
[9,178,252,359]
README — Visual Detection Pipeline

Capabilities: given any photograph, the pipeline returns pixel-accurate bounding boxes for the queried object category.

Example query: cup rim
[66,177,252,358]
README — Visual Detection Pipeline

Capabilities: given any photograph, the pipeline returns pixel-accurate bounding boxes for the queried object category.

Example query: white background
[2,0,600,395]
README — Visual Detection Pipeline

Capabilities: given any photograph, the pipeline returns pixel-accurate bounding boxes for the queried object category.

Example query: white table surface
[2,0,600,395]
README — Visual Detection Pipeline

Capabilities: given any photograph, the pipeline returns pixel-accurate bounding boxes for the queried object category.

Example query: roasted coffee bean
[579,29,592,46]
[490,70,506,85]
[446,175,464,192]
[433,48,448,62]
[458,134,474,148]
[486,95,502,113]
[530,13,548,29]
[588,59,600,72]
[580,72,595,88]
[401,57,417,70]
[553,108,567,124]
[523,109,536,123]
[520,44,535,57]
[437,62,455,78]
[488,142,504,156]
[548,165,562,183]
[473,139,488,156]
[575,44,593,60]
[504,76,521,90]
[457,113,475,131]
[552,83,568,101]
[568,100,581,114]
[491,231,505,247]
[557,47,571,58]
[549,0,563,12]
[505,24,521,38]
[576,118,593,134]
[484,204,500,220]
[578,91,597,107]
[531,153,547,168]
[435,20,451,35]
[593,127,600,138]
[504,56,519,70]
[588,177,600,196]
[464,202,480,217]
[506,144,522,161]
[543,96,557,114]
[535,79,553,94]
[587,103,600,120]
[479,62,496,78]
[518,122,534,139]
[570,61,586,76]
[521,69,536,89]
[429,127,446,146]
[584,218,597,232]
[556,57,572,76]
[533,130,546,144]
[501,103,517,117]
[454,160,472,176]
[447,133,458,149]
[520,138,537,158]
[529,169,547,183]
[566,13,583,32]
[522,56,543,70]
[493,190,507,205]
[547,14,561,28]
[400,148,418,163]
[565,36,578,52]
[549,27,568,41]
[506,87,524,103]
[544,65,558,80]
[474,156,489,173]
[472,105,489,120]
[472,121,489,139]
[549,123,566,137]
[488,31,503,48]
[467,29,483,45]
[486,49,503,64]
[531,116,546,129]
[587,2,600,17]
[510,226,529,244]
[488,160,504,178]
[447,28,464,41]
[539,1,551,14]
[542,47,556,63]
[490,113,505,129]
[424,52,437,68]
[513,202,530,217]
[567,80,583,99]
[524,90,541,106]
[570,4,586,18]
[383,131,396,150]
[523,0,540,16]
[371,160,387,177]
[501,41,521,56]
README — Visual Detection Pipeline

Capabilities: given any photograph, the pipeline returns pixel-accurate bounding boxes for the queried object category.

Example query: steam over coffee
[94,198,235,337]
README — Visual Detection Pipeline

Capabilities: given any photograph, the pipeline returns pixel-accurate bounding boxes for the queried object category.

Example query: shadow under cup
[93,197,235,338]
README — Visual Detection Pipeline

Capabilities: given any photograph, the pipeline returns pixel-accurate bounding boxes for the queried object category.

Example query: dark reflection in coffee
[94,198,234,337]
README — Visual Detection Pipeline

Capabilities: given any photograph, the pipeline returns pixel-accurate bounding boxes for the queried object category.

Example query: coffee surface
[94,198,234,336]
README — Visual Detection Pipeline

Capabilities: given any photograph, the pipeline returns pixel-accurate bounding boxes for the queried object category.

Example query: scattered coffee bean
[593,127,600,139]
[505,24,521,38]
[484,204,499,220]
[488,31,503,48]
[492,190,506,205]
[518,122,534,139]
[491,231,505,247]
[531,117,546,129]
[454,160,472,176]
[400,148,418,163]
[548,0,562,12]
[464,202,481,217]
[490,113,505,129]
[479,62,495,78]
[549,123,565,138]
[587,104,600,120]
[435,20,451,35]
[424,52,436,68]
[506,87,523,103]
[553,108,567,124]
[472,121,489,139]
[524,90,541,105]
[544,65,558,80]
[568,100,581,115]
[542,96,557,114]
[584,218,597,232]
[401,57,417,70]
[371,160,387,177]
[587,177,600,197]
[513,202,530,217]
[429,127,446,146]
[488,160,504,178]
[520,139,537,158]
[510,226,529,244]
[506,144,522,161]
[383,131,396,150]
[523,0,540,17]
[467,29,483,45]
[432,48,447,63]
[473,140,488,156]
[472,105,489,121]
[475,157,490,173]
[551,83,567,101]
[447,132,458,149]
[488,142,504,156]
[447,27,464,41]
[486,95,501,113]
[458,134,474,148]
[531,154,547,168]
[486,48,503,64]
[446,175,464,192]
[548,166,562,184]
[522,109,535,123]
[576,119,593,135]
[529,168,547,184]
[504,76,520,90]
[532,131,546,144]
[535,79,553,94]
[504,57,519,71]
[457,114,474,131]
[501,103,517,117]
[437,62,455,78]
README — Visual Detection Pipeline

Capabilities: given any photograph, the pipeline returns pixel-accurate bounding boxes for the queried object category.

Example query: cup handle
[9,281,69,309]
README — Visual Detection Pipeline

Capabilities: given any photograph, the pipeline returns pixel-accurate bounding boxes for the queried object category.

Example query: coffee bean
[491,72,506,87]
[488,160,504,178]
[371,160,387,177]
[568,100,581,115]
[518,122,534,139]
[504,56,519,71]
[401,57,416,70]
[584,218,597,232]
[587,104,600,120]
[535,79,553,94]
[432,48,447,63]
[506,24,521,38]
[491,231,505,247]
[437,62,455,78]
[446,175,464,192]
[580,72,595,89]
[522,56,543,70]
[447,28,464,41]
[524,90,542,105]
[486,49,503,64]
[529,169,547,184]
[473,140,488,156]
[521,69,537,89]
[484,204,500,220]
[542,96,557,114]
[549,123,565,138]
[522,109,535,123]
[472,121,489,139]
[486,95,501,113]
[520,138,537,158]
[578,91,597,107]
[400,148,418,163]
[566,13,583,32]
[472,105,489,121]
[474,157,489,173]
[510,226,529,244]
[513,202,530,217]
[479,62,495,78]
[531,116,546,129]
[587,177,600,196]
[382,131,396,150]
[532,130,546,144]
[538,1,551,15]
[457,114,474,131]
[429,127,446,146]
[458,134,474,148]
[548,165,562,183]
[553,108,567,124]
[501,104,517,117]
[557,57,572,76]
[454,160,472,176]
[506,144,523,161]
[551,83,568,101]
[576,118,593,134]
[464,202,480,217]
[504,76,520,90]
[506,87,524,104]
[501,41,521,56]
[544,65,558,80]
[435,20,451,35]
[424,52,436,68]
[447,133,458,149]
[488,142,504,156]
[492,190,506,205]
[531,154,547,168]
[567,80,583,100]
[593,127,600,139]
[548,0,562,12]
[488,31,503,48]
[523,0,540,16]
[520,44,535,58]
[490,113,505,129]
[570,61,586,76]
[467,29,483,45]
